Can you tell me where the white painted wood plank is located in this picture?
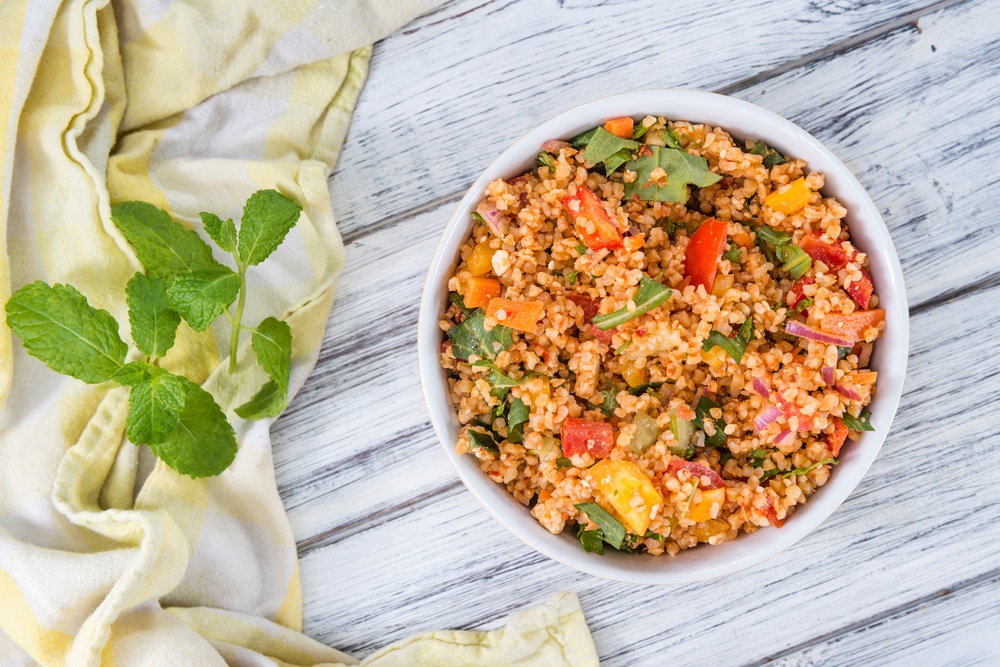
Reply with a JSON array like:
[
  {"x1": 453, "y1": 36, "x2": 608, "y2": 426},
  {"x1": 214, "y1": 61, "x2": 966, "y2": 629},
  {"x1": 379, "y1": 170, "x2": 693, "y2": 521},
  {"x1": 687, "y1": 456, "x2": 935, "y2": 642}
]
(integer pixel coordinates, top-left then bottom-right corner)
[
  {"x1": 332, "y1": 0, "x2": 943, "y2": 237},
  {"x1": 293, "y1": 280, "x2": 1000, "y2": 665},
  {"x1": 768, "y1": 574, "x2": 1000, "y2": 667}
]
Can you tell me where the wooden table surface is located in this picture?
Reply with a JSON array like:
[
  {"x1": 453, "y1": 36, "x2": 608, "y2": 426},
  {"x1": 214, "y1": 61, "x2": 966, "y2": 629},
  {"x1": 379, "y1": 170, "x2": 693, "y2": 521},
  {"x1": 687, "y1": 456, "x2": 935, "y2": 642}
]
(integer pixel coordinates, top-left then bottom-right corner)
[{"x1": 271, "y1": 0, "x2": 1000, "y2": 664}]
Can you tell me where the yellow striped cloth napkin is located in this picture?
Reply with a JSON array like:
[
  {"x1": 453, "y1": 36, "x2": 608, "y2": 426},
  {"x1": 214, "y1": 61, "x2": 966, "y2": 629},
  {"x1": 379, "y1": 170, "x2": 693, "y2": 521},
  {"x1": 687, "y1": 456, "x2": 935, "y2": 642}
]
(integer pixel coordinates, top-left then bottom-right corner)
[{"x1": 0, "y1": 1, "x2": 598, "y2": 666}]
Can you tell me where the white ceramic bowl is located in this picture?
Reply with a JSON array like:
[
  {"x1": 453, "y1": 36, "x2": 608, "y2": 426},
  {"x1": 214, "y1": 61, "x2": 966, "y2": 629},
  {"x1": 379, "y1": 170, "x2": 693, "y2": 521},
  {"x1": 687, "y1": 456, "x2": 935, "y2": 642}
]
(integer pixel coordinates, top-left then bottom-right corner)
[{"x1": 417, "y1": 90, "x2": 908, "y2": 584}]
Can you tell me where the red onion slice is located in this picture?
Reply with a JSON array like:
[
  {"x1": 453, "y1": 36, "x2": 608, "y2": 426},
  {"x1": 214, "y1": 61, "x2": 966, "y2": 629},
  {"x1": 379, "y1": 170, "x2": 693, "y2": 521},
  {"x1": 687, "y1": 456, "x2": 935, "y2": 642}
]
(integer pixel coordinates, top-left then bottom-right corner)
[
  {"x1": 785, "y1": 320, "x2": 854, "y2": 347},
  {"x1": 821, "y1": 366, "x2": 836, "y2": 385},
  {"x1": 773, "y1": 428, "x2": 794, "y2": 447},
  {"x1": 752, "y1": 377, "x2": 770, "y2": 397},
  {"x1": 541, "y1": 139, "x2": 570, "y2": 153},
  {"x1": 476, "y1": 200, "x2": 506, "y2": 236},
  {"x1": 835, "y1": 383, "x2": 862, "y2": 401},
  {"x1": 754, "y1": 405, "x2": 781, "y2": 432}
]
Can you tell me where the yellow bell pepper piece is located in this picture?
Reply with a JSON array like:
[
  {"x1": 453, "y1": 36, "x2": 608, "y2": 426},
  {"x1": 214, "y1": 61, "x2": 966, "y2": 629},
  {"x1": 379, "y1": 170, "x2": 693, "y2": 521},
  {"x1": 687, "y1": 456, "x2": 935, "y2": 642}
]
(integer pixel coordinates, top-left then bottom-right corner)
[
  {"x1": 687, "y1": 487, "x2": 725, "y2": 522},
  {"x1": 466, "y1": 241, "x2": 495, "y2": 276},
  {"x1": 589, "y1": 460, "x2": 664, "y2": 535},
  {"x1": 710, "y1": 273, "x2": 733, "y2": 298},
  {"x1": 621, "y1": 357, "x2": 648, "y2": 388},
  {"x1": 764, "y1": 177, "x2": 811, "y2": 214},
  {"x1": 694, "y1": 518, "x2": 730, "y2": 542}
]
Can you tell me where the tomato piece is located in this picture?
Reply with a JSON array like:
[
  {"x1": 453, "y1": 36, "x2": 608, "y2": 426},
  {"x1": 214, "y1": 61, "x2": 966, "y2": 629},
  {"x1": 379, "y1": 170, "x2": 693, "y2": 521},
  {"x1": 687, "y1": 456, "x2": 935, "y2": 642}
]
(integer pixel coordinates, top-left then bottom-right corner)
[
  {"x1": 590, "y1": 324, "x2": 613, "y2": 345},
  {"x1": 846, "y1": 267, "x2": 874, "y2": 308},
  {"x1": 827, "y1": 417, "x2": 849, "y2": 457},
  {"x1": 774, "y1": 394, "x2": 814, "y2": 432},
  {"x1": 786, "y1": 276, "x2": 815, "y2": 310},
  {"x1": 566, "y1": 294, "x2": 600, "y2": 322},
  {"x1": 799, "y1": 232, "x2": 851, "y2": 271},
  {"x1": 561, "y1": 186, "x2": 624, "y2": 251},
  {"x1": 760, "y1": 496, "x2": 785, "y2": 528},
  {"x1": 667, "y1": 459, "x2": 726, "y2": 489},
  {"x1": 820, "y1": 309, "x2": 885, "y2": 342},
  {"x1": 561, "y1": 417, "x2": 614, "y2": 458},
  {"x1": 684, "y1": 218, "x2": 729, "y2": 290},
  {"x1": 603, "y1": 117, "x2": 635, "y2": 139},
  {"x1": 464, "y1": 277, "x2": 501, "y2": 309},
  {"x1": 589, "y1": 459, "x2": 663, "y2": 535},
  {"x1": 485, "y1": 298, "x2": 545, "y2": 333}
]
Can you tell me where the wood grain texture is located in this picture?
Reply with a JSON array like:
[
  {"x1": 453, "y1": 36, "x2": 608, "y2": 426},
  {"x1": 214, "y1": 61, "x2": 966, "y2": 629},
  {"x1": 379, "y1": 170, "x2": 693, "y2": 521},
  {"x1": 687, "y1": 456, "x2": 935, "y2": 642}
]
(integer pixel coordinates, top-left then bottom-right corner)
[{"x1": 266, "y1": 0, "x2": 1000, "y2": 663}]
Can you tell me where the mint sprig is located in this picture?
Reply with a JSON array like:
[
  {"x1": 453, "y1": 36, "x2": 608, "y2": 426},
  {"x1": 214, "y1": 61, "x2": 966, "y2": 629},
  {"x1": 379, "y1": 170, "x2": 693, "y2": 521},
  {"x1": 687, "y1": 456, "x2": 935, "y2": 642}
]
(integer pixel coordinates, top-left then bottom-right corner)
[{"x1": 4, "y1": 189, "x2": 302, "y2": 478}]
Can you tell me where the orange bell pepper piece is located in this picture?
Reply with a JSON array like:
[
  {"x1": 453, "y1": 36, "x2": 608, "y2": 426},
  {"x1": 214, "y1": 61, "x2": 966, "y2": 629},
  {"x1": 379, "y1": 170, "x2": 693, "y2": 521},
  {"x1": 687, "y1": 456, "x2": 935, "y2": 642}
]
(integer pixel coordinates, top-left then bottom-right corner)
[
  {"x1": 464, "y1": 277, "x2": 501, "y2": 309},
  {"x1": 486, "y1": 297, "x2": 545, "y2": 333},
  {"x1": 561, "y1": 186, "x2": 624, "y2": 251},
  {"x1": 603, "y1": 117, "x2": 634, "y2": 139},
  {"x1": 820, "y1": 309, "x2": 885, "y2": 342}
]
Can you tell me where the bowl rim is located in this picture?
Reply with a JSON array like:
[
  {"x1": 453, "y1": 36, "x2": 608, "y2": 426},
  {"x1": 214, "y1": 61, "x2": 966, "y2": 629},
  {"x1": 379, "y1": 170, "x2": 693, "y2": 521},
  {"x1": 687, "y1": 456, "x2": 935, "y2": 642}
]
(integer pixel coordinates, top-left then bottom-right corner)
[{"x1": 417, "y1": 88, "x2": 909, "y2": 584}]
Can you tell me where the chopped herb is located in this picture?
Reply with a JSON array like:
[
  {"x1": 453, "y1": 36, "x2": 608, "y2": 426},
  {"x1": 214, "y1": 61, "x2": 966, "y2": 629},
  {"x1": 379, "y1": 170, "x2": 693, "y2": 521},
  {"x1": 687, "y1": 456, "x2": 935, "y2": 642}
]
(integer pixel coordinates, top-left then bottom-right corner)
[
  {"x1": 449, "y1": 292, "x2": 474, "y2": 316},
  {"x1": 592, "y1": 276, "x2": 672, "y2": 330},
  {"x1": 623, "y1": 146, "x2": 721, "y2": 203},
  {"x1": 719, "y1": 450, "x2": 733, "y2": 466},
  {"x1": 662, "y1": 128, "x2": 682, "y2": 150},
  {"x1": 783, "y1": 457, "x2": 838, "y2": 478},
  {"x1": 570, "y1": 126, "x2": 599, "y2": 148},
  {"x1": 628, "y1": 381, "x2": 664, "y2": 396},
  {"x1": 447, "y1": 309, "x2": 513, "y2": 361},
  {"x1": 507, "y1": 397, "x2": 529, "y2": 444},
  {"x1": 575, "y1": 502, "x2": 626, "y2": 550},
  {"x1": 471, "y1": 211, "x2": 487, "y2": 225},
  {"x1": 776, "y1": 243, "x2": 812, "y2": 279},
  {"x1": 575, "y1": 242, "x2": 588, "y2": 255},
  {"x1": 756, "y1": 225, "x2": 792, "y2": 246},
  {"x1": 670, "y1": 445, "x2": 696, "y2": 460},
  {"x1": 631, "y1": 122, "x2": 651, "y2": 140},
  {"x1": 759, "y1": 468, "x2": 781, "y2": 483},
  {"x1": 795, "y1": 296, "x2": 814, "y2": 314},
  {"x1": 837, "y1": 346, "x2": 853, "y2": 362},
  {"x1": 749, "y1": 140, "x2": 787, "y2": 169},
  {"x1": 598, "y1": 389, "x2": 619, "y2": 417},
  {"x1": 577, "y1": 526, "x2": 605, "y2": 554},
  {"x1": 467, "y1": 429, "x2": 499, "y2": 455},
  {"x1": 842, "y1": 408, "x2": 875, "y2": 432},
  {"x1": 722, "y1": 241, "x2": 743, "y2": 263},
  {"x1": 702, "y1": 316, "x2": 755, "y2": 364},
  {"x1": 472, "y1": 359, "x2": 541, "y2": 401},
  {"x1": 657, "y1": 219, "x2": 685, "y2": 237},
  {"x1": 556, "y1": 457, "x2": 574, "y2": 469},
  {"x1": 695, "y1": 395, "x2": 727, "y2": 447},
  {"x1": 749, "y1": 449, "x2": 770, "y2": 468},
  {"x1": 582, "y1": 127, "x2": 639, "y2": 175},
  {"x1": 566, "y1": 271, "x2": 579, "y2": 285},
  {"x1": 615, "y1": 340, "x2": 631, "y2": 355},
  {"x1": 643, "y1": 529, "x2": 667, "y2": 545},
  {"x1": 551, "y1": 270, "x2": 563, "y2": 277},
  {"x1": 537, "y1": 151, "x2": 557, "y2": 171}
]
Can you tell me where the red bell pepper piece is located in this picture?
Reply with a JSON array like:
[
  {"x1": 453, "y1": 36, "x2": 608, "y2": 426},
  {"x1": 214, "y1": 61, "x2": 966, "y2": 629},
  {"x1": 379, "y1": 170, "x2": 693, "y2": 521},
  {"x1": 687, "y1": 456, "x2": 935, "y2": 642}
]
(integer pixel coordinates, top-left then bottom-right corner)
[
  {"x1": 786, "y1": 276, "x2": 815, "y2": 310},
  {"x1": 827, "y1": 417, "x2": 849, "y2": 457},
  {"x1": 561, "y1": 186, "x2": 624, "y2": 251},
  {"x1": 684, "y1": 218, "x2": 729, "y2": 290},
  {"x1": 846, "y1": 267, "x2": 873, "y2": 309},
  {"x1": 566, "y1": 294, "x2": 600, "y2": 322},
  {"x1": 799, "y1": 231, "x2": 851, "y2": 270},
  {"x1": 561, "y1": 418, "x2": 614, "y2": 458}
]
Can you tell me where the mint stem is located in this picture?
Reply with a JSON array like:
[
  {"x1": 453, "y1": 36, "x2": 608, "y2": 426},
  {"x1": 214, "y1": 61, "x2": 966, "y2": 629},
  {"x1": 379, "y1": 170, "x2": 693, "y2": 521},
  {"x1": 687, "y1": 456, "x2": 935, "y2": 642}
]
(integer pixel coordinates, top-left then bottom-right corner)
[{"x1": 228, "y1": 267, "x2": 248, "y2": 373}]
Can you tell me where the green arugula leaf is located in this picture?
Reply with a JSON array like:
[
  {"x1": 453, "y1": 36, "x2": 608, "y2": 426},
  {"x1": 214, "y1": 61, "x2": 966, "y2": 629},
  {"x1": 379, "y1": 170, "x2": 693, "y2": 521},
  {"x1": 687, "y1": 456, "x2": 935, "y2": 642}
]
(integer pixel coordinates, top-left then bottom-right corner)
[
  {"x1": 842, "y1": 409, "x2": 875, "y2": 432},
  {"x1": 575, "y1": 502, "x2": 626, "y2": 550},
  {"x1": 126, "y1": 366, "x2": 187, "y2": 445},
  {"x1": 750, "y1": 449, "x2": 770, "y2": 468},
  {"x1": 695, "y1": 395, "x2": 727, "y2": 447},
  {"x1": 110, "y1": 201, "x2": 222, "y2": 279},
  {"x1": 776, "y1": 243, "x2": 812, "y2": 279},
  {"x1": 507, "y1": 397, "x2": 529, "y2": 444},
  {"x1": 125, "y1": 273, "x2": 180, "y2": 358},
  {"x1": 200, "y1": 212, "x2": 237, "y2": 253},
  {"x1": 449, "y1": 292, "x2": 475, "y2": 317},
  {"x1": 783, "y1": 457, "x2": 838, "y2": 478},
  {"x1": 237, "y1": 189, "x2": 302, "y2": 266},
  {"x1": 623, "y1": 146, "x2": 721, "y2": 203},
  {"x1": 592, "y1": 276, "x2": 672, "y2": 330},
  {"x1": 643, "y1": 529, "x2": 667, "y2": 545},
  {"x1": 447, "y1": 309, "x2": 513, "y2": 361},
  {"x1": 570, "y1": 126, "x2": 599, "y2": 148},
  {"x1": 702, "y1": 316, "x2": 755, "y2": 364},
  {"x1": 472, "y1": 360, "x2": 541, "y2": 401},
  {"x1": 632, "y1": 120, "x2": 652, "y2": 140},
  {"x1": 235, "y1": 317, "x2": 292, "y2": 419},
  {"x1": 577, "y1": 526, "x2": 605, "y2": 555},
  {"x1": 467, "y1": 429, "x2": 499, "y2": 455},
  {"x1": 5, "y1": 282, "x2": 126, "y2": 384},
  {"x1": 627, "y1": 381, "x2": 664, "y2": 396},
  {"x1": 582, "y1": 127, "x2": 639, "y2": 175},
  {"x1": 749, "y1": 139, "x2": 787, "y2": 169},
  {"x1": 166, "y1": 267, "x2": 241, "y2": 332},
  {"x1": 148, "y1": 376, "x2": 237, "y2": 478},
  {"x1": 662, "y1": 128, "x2": 683, "y2": 150},
  {"x1": 556, "y1": 457, "x2": 574, "y2": 469},
  {"x1": 537, "y1": 151, "x2": 557, "y2": 171},
  {"x1": 722, "y1": 241, "x2": 742, "y2": 263},
  {"x1": 755, "y1": 225, "x2": 791, "y2": 246}
]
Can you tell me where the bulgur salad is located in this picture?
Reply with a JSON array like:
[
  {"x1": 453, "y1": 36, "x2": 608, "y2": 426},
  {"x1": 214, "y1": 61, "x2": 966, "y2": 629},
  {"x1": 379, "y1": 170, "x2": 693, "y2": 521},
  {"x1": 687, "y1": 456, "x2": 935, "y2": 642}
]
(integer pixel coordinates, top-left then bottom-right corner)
[{"x1": 438, "y1": 115, "x2": 885, "y2": 556}]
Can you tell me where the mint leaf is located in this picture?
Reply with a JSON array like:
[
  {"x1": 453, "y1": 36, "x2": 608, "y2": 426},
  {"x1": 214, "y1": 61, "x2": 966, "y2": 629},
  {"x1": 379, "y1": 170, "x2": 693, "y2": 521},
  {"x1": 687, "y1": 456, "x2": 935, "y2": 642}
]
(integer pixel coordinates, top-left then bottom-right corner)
[
  {"x1": 582, "y1": 127, "x2": 639, "y2": 175},
  {"x1": 126, "y1": 366, "x2": 187, "y2": 445},
  {"x1": 149, "y1": 376, "x2": 237, "y2": 478},
  {"x1": 575, "y1": 502, "x2": 626, "y2": 550},
  {"x1": 200, "y1": 212, "x2": 237, "y2": 253},
  {"x1": 235, "y1": 317, "x2": 291, "y2": 419},
  {"x1": 166, "y1": 268, "x2": 241, "y2": 332},
  {"x1": 110, "y1": 201, "x2": 222, "y2": 279},
  {"x1": 447, "y1": 309, "x2": 513, "y2": 361},
  {"x1": 507, "y1": 396, "x2": 529, "y2": 444},
  {"x1": 112, "y1": 361, "x2": 153, "y2": 387},
  {"x1": 5, "y1": 282, "x2": 126, "y2": 383},
  {"x1": 702, "y1": 316, "x2": 755, "y2": 364},
  {"x1": 592, "y1": 276, "x2": 671, "y2": 330},
  {"x1": 125, "y1": 273, "x2": 179, "y2": 358},
  {"x1": 237, "y1": 189, "x2": 302, "y2": 266},
  {"x1": 467, "y1": 428, "x2": 499, "y2": 455},
  {"x1": 623, "y1": 146, "x2": 721, "y2": 203}
]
